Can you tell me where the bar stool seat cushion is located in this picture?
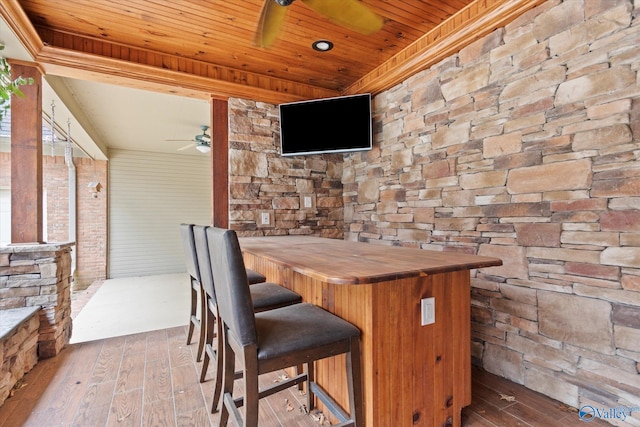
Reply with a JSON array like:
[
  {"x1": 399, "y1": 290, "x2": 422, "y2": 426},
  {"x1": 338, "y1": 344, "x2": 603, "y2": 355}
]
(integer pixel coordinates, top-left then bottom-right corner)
[
  {"x1": 247, "y1": 269, "x2": 266, "y2": 284},
  {"x1": 249, "y1": 283, "x2": 303, "y2": 312},
  {"x1": 255, "y1": 302, "x2": 360, "y2": 361}
]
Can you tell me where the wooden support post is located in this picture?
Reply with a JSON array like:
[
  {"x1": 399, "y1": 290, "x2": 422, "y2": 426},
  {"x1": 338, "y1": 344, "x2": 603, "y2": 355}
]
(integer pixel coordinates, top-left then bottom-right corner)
[
  {"x1": 10, "y1": 61, "x2": 43, "y2": 244},
  {"x1": 211, "y1": 98, "x2": 228, "y2": 228}
]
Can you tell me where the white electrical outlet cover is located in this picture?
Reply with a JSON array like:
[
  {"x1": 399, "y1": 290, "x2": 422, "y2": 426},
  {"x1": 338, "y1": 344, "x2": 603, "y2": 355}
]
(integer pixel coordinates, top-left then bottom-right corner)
[{"x1": 421, "y1": 297, "x2": 435, "y2": 326}]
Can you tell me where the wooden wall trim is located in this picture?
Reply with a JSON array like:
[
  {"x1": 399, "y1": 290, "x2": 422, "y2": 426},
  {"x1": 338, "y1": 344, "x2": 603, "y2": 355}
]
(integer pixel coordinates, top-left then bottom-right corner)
[
  {"x1": 35, "y1": 42, "x2": 340, "y2": 104},
  {"x1": 0, "y1": 0, "x2": 44, "y2": 59},
  {"x1": 346, "y1": 0, "x2": 548, "y2": 95}
]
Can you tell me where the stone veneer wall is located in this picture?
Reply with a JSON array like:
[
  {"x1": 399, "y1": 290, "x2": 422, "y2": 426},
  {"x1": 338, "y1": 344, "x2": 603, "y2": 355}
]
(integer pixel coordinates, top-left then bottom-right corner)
[
  {"x1": 228, "y1": 98, "x2": 344, "y2": 238},
  {"x1": 0, "y1": 243, "x2": 73, "y2": 358},
  {"x1": 343, "y1": 0, "x2": 640, "y2": 420}
]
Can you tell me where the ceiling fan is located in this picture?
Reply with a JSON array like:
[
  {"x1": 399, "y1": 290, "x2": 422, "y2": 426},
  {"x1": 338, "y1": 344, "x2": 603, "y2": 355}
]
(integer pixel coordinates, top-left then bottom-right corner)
[
  {"x1": 255, "y1": 0, "x2": 384, "y2": 48},
  {"x1": 166, "y1": 125, "x2": 211, "y2": 153}
]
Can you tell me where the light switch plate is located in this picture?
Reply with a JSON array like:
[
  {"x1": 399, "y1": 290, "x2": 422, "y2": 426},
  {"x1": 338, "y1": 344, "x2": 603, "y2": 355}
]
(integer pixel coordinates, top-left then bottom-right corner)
[
  {"x1": 421, "y1": 297, "x2": 435, "y2": 326},
  {"x1": 256, "y1": 210, "x2": 274, "y2": 228},
  {"x1": 261, "y1": 212, "x2": 270, "y2": 225},
  {"x1": 299, "y1": 193, "x2": 316, "y2": 211}
]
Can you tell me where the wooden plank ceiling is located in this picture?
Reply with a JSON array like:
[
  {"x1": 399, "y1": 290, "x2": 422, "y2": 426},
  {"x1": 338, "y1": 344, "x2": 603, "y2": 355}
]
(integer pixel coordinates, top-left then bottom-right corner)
[{"x1": 1, "y1": 0, "x2": 545, "y2": 104}]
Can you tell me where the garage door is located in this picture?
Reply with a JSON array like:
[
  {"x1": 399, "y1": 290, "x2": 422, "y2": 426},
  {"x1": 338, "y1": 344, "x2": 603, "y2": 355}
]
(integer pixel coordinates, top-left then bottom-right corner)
[{"x1": 108, "y1": 149, "x2": 211, "y2": 278}]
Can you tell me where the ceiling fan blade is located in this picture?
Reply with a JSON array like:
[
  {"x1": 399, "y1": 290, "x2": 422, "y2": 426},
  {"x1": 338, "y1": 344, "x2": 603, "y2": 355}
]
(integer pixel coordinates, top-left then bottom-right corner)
[
  {"x1": 177, "y1": 143, "x2": 195, "y2": 151},
  {"x1": 255, "y1": 0, "x2": 288, "y2": 48},
  {"x1": 302, "y1": 0, "x2": 383, "y2": 35}
]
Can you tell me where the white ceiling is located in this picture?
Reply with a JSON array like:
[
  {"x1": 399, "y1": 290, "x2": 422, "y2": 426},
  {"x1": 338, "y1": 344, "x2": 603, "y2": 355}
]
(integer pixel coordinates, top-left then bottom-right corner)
[
  {"x1": 54, "y1": 77, "x2": 211, "y2": 157},
  {"x1": 1, "y1": 16, "x2": 211, "y2": 160}
]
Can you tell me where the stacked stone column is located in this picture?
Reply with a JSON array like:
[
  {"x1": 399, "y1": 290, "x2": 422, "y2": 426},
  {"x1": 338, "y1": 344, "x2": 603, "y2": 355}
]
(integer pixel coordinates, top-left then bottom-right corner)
[{"x1": 0, "y1": 242, "x2": 73, "y2": 358}]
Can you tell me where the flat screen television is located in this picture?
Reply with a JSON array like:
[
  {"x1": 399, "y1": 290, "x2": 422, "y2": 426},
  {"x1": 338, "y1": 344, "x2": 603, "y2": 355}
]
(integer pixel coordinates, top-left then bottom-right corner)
[{"x1": 279, "y1": 93, "x2": 372, "y2": 156}]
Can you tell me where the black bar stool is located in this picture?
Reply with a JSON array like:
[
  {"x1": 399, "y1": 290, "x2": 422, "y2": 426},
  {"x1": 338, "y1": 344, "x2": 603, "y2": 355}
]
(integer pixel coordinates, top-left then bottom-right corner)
[
  {"x1": 206, "y1": 227, "x2": 363, "y2": 427},
  {"x1": 192, "y1": 225, "x2": 302, "y2": 412},
  {"x1": 179, "y1": 223, "x2": 207, "y2": 361},
  {"x1": 180, "y1": 223, "x2": 268, "y2": 361}
]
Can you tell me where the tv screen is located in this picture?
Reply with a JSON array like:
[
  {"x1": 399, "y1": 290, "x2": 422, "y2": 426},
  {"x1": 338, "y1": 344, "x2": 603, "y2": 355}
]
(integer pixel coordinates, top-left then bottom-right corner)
[{"x1": 279, "y1": 93, "x2": 372, "y2": 156}]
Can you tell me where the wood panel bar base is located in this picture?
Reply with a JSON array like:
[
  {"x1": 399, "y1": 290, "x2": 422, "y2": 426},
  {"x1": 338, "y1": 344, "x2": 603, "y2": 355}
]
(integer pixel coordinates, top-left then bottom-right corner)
[{"x1": 239, "y1": 236, "x2": 502, "y2": 427}]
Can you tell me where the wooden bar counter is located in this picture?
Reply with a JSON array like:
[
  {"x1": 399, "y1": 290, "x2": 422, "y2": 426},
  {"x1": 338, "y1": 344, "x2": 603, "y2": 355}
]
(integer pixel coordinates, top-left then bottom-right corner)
[{"x1": 239, "y1": 236, "x2": 502, "y2": 427}]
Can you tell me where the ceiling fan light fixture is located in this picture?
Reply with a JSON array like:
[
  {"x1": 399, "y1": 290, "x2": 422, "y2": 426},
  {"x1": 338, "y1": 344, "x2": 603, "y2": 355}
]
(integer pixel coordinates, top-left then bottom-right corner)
[
  {"x1": 312, "y1": 40, "x2": 333, "y2": 52},
  {"x1": 195, "y1": 142, "x2": 211, "y2": 153},
  {"x1": 195, "y1": 124, "x2": 211, "y2": 148}
]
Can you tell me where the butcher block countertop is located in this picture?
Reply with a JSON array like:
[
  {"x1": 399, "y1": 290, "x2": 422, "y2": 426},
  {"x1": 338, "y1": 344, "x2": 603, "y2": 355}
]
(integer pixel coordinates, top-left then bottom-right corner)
[{"x1": 239, "y1": 235, "x2": 502, "y2": 285}]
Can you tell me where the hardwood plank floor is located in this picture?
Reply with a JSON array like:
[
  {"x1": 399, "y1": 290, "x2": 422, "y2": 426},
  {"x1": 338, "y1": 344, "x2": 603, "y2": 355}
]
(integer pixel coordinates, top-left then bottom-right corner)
[
  {"x1": 0, "y1": 324, "x2": 611, "y2": 427},
  {"x1": 0, "y1": 279, "x2": 611, "y2": 426}
]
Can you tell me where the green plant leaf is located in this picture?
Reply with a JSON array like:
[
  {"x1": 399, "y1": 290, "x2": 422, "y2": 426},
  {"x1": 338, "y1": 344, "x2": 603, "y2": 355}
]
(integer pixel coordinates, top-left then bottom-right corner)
[{"x1": 0, "y1": 52, "x2": 34, "y2": 123}]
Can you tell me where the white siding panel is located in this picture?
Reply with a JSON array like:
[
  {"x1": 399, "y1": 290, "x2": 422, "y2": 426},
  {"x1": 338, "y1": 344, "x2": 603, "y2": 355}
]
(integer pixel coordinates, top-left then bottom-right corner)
[{"x1": 109, "y1": 149, "x2": 211, "y2": 278}]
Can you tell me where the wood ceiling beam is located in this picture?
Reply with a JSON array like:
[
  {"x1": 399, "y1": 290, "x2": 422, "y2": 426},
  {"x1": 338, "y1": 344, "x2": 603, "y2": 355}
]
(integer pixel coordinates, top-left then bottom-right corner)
[
  {"x1": 2, "y1": 0, "x2": 547, "y2": 104},
  {"x1": 35, "y1": 44, "x2": 336, "y2": 105},
  {"x1": 1, "y1": 0, "x2": 338, "y2": 104},
  {"x1": 0, "y1": 0, "x2": 43, "y2": 59}
]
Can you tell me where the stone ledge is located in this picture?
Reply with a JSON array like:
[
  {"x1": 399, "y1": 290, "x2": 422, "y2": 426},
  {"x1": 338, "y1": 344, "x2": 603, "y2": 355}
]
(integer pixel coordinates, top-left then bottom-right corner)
[
  {"x1": 0, "y1": 242, "x2": 75, "y2": 254},
  {"x1": 0, "y1": 306, "x2": 41, "y2": 340},
  {"x1": 0, "y1": 306, "x2": 41, "y2": 406}
]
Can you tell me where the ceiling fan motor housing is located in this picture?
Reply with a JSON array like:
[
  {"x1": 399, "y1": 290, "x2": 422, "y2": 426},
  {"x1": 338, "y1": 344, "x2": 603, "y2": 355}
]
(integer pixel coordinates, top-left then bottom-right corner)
[{"x1": 275, "y1": 0, "x2": 295, "y2": 6}]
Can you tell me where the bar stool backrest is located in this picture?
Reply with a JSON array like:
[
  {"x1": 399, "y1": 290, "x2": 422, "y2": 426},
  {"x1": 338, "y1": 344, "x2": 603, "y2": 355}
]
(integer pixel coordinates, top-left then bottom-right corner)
[
  {"x1": 193, "y1": 225, "x2": 216, "y2": 301},
  {"x1": 179, "y1": 224, "x2": 200, "y2": 283},
  {"x1": 206, "y1": 227, "x2": 258, "y2": 347}
]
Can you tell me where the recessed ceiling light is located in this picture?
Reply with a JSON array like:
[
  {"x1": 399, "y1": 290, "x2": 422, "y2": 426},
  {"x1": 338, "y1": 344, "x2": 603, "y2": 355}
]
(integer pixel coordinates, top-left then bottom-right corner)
[{"x1": 312, "y1": 40, "x2": 333, "y2": 52}]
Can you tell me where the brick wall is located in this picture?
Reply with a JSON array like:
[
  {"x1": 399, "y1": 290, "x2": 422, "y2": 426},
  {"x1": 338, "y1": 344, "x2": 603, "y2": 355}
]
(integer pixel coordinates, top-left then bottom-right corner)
[
  {"x1": 44, "y1": 156, "x2": 70, "y2": 241},
  {"x1": 74, "y1": 157, "x2": 107, "y2": 288},
  {"x1": 43, "y1": 156, "x2": 107, "y2": 289},
  {"x1": 228, "y1": 98, "x2": 344, "y2": 238},
  {"x1": 1, "y1": 154, "x2": 107, "y2": 290},
  {"x1": 343, "y1": 0, "x2": 640, "y2": 418}
]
